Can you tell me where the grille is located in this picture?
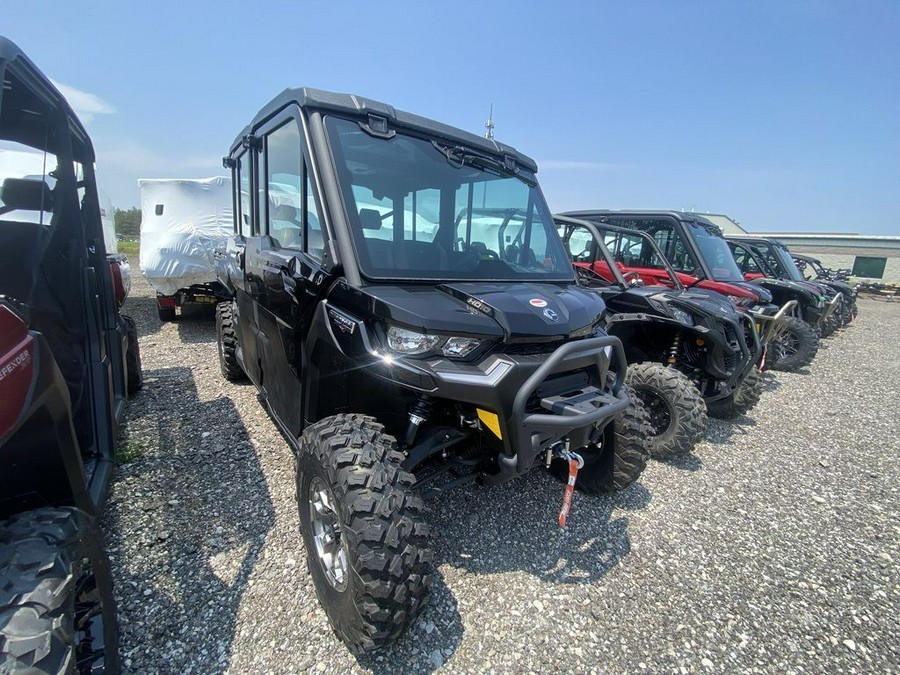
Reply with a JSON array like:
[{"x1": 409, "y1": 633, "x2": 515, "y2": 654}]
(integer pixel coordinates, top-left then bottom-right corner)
[
  {"x1": 722, "y1": 324, "x2": 740, "y2": 373},
  {"x1": 501, "y1": 340, "x2": 567, "y2": 357}
]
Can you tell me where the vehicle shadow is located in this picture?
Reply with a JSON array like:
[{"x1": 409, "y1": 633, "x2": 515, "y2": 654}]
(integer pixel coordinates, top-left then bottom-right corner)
[
  {"x1": 355, "y1": 472, "x2": 651, "y2": 674},
  {"x1": 433, "y1": 471, "x2": 649, "y2": 582},
  {"x1": 660, "y1": 451, "x2": 703, "y2": 472},
  {"x1": 175, "y1": 306, "x2": 217, "y2": 344},
  {"x1": 102, "y1": 366, "x2": 274, "y2": 674},
  {"x1": 760, "y1": 371, "x2": 782, "y2": 393},
  {"x1": 122, "y1": 292, "x2": 163, "y2": 338},
  {"x1": 704, "y1": 416, "x2": 758, "y2": 446}
]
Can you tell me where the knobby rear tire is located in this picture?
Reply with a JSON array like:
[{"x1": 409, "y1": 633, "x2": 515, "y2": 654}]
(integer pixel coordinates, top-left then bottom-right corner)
[
  {"x1": 216, "y1": 301, "x2": 245, "y2": 382},
  {"x1": 624, "y1": 362, "x2": 707, "y2": 459},
  {"x1": 707, "y1": 366, "x2": 763, "y2": 419},
  {"x1": 0, "y1": 507, "x2": 119, "y2": 674}
]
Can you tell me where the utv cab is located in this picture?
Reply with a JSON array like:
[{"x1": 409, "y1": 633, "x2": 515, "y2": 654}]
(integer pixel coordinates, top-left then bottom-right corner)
[
  {"x1": 0, "y1": 35, "x2": 139, "y2": 673},
  {"x1": 562, "y1": 210, "x2": 813, "y2": 371},
  {"x1": 726, "y1": 236, "x2": 847, "y2": 335},
  {"x1": 216, "y1": 88, "x2": 651, "y2": 652}
]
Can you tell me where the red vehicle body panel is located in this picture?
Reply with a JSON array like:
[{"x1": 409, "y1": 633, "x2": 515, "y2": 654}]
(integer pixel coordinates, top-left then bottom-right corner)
[{"x1": 0, "y1": 305, "x2": 36, "y2": 439}]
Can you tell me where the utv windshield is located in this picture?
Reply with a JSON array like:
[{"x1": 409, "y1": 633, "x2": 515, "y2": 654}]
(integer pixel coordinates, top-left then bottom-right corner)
[
  {"x1": 685, "y1": 221, "x2": 744, "y2": 282},
  {"x1": 750, "y1": 241, "x2": 803, "y2": 281},
  {"x1": 325, "y1": 116, "x2": 572, "y2": 281},
  {"x1": 771, "y1": 244, "x2": 804, "y2": 281}
]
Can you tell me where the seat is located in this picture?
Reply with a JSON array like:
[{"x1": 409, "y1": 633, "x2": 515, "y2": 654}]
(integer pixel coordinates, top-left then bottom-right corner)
[
  {"x1": 394, "y1": 240, "x2": 447, "y2": 272},
  {"x1": 272, "y1": 204, "x2": 302, "y2": 248}
]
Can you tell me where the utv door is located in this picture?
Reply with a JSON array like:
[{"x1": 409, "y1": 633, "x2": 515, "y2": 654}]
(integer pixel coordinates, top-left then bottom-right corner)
[
  {"x1": 228, "y1": 148, "x2": 262, "y2": 384},
  {"x1": 242, "y1": 112, "x2": 328, "y2": 438}
]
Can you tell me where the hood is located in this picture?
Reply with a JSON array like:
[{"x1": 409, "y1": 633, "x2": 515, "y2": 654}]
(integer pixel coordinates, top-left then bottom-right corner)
[
  {"x1": 821, "y1": 279, "x2": 854, "y2": 296},
  {"x1": 359, "y1": 282, "x2": 605, "y2": 340},
  {"x1": 730, "y1": 281, "x2": 773, "y2": 304},
  {"x1": 672, "y1": 287, "x2": 744, "y2": 320},
  {"x1": 749, "y1": 278, "x2": 820, "y2": 303},
  {"x1": 605, "y1": 285, "x2": 742, "y2": 323}
]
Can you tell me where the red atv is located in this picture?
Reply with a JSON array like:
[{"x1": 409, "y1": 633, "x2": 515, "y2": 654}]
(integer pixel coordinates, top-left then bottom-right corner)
[{"x1": 0, "y1": 36, "x2": 141, "y2": 673}]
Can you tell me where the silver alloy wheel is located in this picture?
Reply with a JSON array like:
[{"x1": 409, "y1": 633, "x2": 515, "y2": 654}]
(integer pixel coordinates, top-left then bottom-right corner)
[{"x1": 308, "y1": 476, "x2": 349, "y2": 591}]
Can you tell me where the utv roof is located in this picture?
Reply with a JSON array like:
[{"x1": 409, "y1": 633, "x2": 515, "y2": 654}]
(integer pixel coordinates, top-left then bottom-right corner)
[
  {"x1": 229, "y1": 87, "x2": 538, "y2": 172},
  {"x1": 725, "y1": 234, "x2": 790, "y2": 249},
  {"x1": 562, "y1": 210, "x2": 722, "y2": 233},
  {"x1": 0, "y1": 35, "x2": 94, "y2": 161},
  {"x1": 564, "y1": 209, "x2": 717, "y2": 224}
]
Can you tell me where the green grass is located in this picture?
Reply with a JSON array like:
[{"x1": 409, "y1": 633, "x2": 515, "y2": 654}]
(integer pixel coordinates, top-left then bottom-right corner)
[
  {"x1": 117, "y1": 440, "x2": 144, "y2": 464},
  {"x1": 117, "y1": 241, "x2": 140, "y2": 258}
]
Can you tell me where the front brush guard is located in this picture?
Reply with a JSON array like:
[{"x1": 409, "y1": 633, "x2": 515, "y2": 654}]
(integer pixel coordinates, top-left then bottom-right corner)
[
  {"x1": 751, "y1": 300, "x2": 797, "y2": 346},
  {"x1": 487, "y1": 336, "x2": 630, "y2": 484}
]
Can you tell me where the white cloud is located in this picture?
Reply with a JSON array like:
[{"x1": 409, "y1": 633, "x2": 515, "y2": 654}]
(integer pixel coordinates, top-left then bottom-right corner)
[
  {"x1": 49, "y1": 79, "x2": 116, "y2": 123},
  {"x1": 537, "y1": 160, "x2": 626, "y2": 171}
]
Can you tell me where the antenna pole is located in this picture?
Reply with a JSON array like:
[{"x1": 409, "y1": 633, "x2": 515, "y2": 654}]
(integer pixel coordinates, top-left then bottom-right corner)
[{"x1": 484, "y1": 104, "x2": 495, "y2": 140}]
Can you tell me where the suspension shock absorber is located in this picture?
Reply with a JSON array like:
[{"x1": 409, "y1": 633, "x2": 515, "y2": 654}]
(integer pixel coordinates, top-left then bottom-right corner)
[
  {"x1": 667, "y1": 333, "x2": 681, "y2": 365},
  {"x1": 404, "y1": 395, "x2": 434, "y2": 446}
]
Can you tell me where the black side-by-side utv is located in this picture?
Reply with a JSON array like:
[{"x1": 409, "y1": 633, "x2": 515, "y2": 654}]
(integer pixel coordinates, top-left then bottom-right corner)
[{"x1": 215, "y1": 87, "x2": 652, "y2": 652}]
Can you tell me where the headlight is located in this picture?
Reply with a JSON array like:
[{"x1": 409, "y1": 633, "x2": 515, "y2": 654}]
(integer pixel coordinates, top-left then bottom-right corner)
[
  {"x1": 726, "y1": 294, "x2": 754, "y2": 308},
  {"x1": 386, "y1": 326, "x2": 483, "y2": 358},
  {"x1": 387, "y1": 327, "x2": 442, "y2": 355},
  {"x1": 442, "y1": 336, "x2": 482, "y2": 358},
  {"x1": 670, "y1": 308, "x2": 694, "y2": 326}
]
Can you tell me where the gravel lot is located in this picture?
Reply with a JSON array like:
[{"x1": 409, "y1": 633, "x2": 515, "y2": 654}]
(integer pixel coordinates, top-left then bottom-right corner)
[{"x1": 105, "y1": 276, "x2": 900, "y2": 674}]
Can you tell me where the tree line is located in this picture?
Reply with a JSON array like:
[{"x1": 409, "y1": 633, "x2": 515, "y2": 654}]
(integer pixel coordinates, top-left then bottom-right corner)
[{"x1": 114, "y1": 207, "x2": 141, "y2": 237}]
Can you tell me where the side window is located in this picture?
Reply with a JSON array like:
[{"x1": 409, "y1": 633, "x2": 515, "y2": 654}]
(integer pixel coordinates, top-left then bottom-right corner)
[
  {"x1": 0, "y1": 144, "x2": 57, "y2": 225},
  {"x1": 669, "y1": 233, "x2": 693, "y2": 271},
  {"x1": 733, "y1": 247, "x2": 754, "y2": 273},
  {"x1": 236, "y1": 152, "x2": 251, "y2": 236},
  {"x1": 304, "y1": 170, "x2": 324, "y2": 262},
  {"x1": 265, "y1": 121, "x2": 303, "y2": 249}
]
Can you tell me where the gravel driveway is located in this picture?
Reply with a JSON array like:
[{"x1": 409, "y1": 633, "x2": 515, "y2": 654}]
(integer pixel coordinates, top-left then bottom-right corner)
[{"x1": 105, "y1": 277, "x2": 900, "y2": 674}]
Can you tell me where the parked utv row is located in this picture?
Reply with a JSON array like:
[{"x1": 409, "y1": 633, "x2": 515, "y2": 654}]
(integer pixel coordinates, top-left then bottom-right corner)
[{"x1": 0, "y1": 34, "x2": 861, "y2": 671}]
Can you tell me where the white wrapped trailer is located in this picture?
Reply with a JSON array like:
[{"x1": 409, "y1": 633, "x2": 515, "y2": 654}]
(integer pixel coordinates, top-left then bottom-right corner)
[{"x1": 138, "y1": 176, "x2": 232, "y2": 320}]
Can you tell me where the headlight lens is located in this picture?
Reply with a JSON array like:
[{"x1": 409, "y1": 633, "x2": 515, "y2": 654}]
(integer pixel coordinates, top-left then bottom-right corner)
[
  {"x1": 726, "y1": 294, "x2": 754, "y2": 307},
  {"x1": 671, "y1": 308, "x2": 694, "y2": 325},
  {"x1": 386, "y1": 326, "x2": 483, "y2": 358},
  {"x1": 442, "y1": 336, "x2": 482, "y2": 358},
  {"x1": 387, "y1": 327, "x2": 442, "y2": 355}
]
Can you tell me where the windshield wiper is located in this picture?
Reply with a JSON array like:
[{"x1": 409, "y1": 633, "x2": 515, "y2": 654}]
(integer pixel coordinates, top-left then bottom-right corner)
[{"x1": 431, "y1": 141, "x2": 535, "y2": 185}]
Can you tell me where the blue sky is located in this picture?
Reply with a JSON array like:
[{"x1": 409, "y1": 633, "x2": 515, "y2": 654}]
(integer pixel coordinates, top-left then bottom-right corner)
[{"x1": 5, "y1": 1, "x2": 898, "y2": 233}]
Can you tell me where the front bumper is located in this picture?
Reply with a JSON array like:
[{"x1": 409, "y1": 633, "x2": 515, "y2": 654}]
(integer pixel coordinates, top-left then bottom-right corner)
[
  {"x1": 373, "y1": 336, "x2": 631, "y2": 484},
  {"x1": 750, "y1": 300, "x2": 797, "y2": 346},
  {"x1": 703, "y1": 312, "x2": 760, "y2": 402}
]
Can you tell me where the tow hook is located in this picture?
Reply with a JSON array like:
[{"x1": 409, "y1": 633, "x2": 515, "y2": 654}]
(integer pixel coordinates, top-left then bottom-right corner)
[{"x1": 556, "y1": 449, "x2": 584, "y2": 529}]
